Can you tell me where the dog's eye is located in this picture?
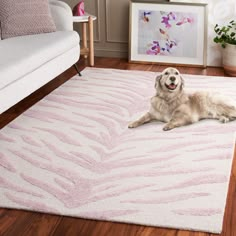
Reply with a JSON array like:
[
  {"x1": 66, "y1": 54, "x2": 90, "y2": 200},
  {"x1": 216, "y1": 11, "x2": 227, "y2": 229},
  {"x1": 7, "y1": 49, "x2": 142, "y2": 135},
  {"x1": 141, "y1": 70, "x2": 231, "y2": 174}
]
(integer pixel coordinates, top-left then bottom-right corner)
[
  {"x1": 165, "y1": 71, "x2": 169, "y2": 75},
  {"x1": 175, "y1": 72, "x2": 179, "y2": 75}
]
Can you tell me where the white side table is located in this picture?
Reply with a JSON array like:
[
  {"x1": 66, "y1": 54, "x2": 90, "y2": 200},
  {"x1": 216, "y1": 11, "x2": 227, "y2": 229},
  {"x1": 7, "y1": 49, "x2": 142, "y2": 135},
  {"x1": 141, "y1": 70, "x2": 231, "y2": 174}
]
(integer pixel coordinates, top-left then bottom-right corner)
[{"x1": 73, "y1": 13, "x2": 97, "y2": 67}]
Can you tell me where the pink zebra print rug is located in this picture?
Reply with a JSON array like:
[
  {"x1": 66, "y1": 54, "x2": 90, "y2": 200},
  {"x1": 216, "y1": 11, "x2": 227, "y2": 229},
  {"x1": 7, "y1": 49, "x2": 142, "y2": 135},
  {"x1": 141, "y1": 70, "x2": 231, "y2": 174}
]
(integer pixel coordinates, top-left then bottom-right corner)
[{"x1": 0, "y1": 68, "x2": 235, "y2": 234}]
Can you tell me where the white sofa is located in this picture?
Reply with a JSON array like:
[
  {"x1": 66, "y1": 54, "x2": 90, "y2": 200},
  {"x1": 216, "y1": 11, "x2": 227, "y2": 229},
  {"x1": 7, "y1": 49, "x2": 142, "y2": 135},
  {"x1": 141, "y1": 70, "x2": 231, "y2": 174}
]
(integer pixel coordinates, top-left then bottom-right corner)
[{"x1": 0, "y1": 0, "x2": 80, "y2": 114}]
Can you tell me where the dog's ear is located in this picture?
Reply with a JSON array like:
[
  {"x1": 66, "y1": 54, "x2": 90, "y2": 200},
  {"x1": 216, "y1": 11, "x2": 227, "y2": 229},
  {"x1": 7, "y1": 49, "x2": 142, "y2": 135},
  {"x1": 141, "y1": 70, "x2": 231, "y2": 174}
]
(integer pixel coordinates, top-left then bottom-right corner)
[
  {"x1": 155, "y1": 74, "x2": 162, "y2": 89},
  {"x1": 180, "y1": 75, "x2": 185, "y2": 90}
]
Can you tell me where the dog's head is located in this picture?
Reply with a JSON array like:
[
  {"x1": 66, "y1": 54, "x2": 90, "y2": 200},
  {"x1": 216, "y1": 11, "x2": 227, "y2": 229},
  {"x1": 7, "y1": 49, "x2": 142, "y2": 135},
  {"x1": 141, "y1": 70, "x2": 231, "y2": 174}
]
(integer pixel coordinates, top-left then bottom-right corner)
[{"x1": 155, "y1": 67, "x2": 184, "y2": 95}]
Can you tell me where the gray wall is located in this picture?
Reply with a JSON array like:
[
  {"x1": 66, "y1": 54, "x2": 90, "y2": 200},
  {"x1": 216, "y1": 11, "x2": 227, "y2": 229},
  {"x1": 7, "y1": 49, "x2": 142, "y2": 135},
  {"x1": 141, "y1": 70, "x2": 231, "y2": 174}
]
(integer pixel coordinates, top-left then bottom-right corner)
[
  {"x1": 63, "y1": 0, "x2": 236, "y2": 66},
  {"x1": 62, "y1": 0, "x2": 129, "y2": 58}
]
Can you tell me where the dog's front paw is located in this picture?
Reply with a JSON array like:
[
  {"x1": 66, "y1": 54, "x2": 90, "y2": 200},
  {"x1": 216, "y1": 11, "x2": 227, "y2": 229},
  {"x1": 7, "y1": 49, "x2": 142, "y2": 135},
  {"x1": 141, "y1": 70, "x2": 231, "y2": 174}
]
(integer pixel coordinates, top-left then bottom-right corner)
[
  {"x1": 163, "y1": 124, "x2": 174, "y2": 131},
  {"x1": 128, "y1": 122, "x2": 138, "y2": 128}
]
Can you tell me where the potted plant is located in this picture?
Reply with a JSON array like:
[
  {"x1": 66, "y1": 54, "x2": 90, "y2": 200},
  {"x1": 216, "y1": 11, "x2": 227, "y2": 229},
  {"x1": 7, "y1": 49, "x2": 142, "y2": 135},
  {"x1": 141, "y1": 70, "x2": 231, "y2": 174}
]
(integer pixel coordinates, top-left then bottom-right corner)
[{"x1": 214, "y1": 20, "x2": 236, "y2": 76}]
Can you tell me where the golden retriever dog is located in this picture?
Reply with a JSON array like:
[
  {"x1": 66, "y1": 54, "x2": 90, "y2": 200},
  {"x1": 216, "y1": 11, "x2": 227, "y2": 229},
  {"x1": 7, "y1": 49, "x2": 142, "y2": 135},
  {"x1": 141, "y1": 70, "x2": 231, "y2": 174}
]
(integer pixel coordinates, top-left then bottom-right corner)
[{"x1": 128, "y1": 67, "x2": 236, "y2": 131}]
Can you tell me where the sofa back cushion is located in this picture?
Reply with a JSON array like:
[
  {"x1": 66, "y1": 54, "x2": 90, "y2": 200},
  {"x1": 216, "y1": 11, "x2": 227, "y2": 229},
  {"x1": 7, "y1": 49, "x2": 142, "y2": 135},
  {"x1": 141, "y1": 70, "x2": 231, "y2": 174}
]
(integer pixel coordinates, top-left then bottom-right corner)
[{"x1": 0, "y1": 0, "x2": 56, "y2": 39}]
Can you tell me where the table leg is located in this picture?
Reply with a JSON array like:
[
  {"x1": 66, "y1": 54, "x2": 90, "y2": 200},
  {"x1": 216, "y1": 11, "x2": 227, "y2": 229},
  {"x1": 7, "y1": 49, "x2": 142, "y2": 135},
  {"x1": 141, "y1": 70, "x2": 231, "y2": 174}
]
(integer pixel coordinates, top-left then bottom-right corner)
[
  {"x1": 88, "y1": 16, "x2": 94, "y2": 66},
  {"x1": 82, "y1": 22, "x2": 88, "y2": 59}
]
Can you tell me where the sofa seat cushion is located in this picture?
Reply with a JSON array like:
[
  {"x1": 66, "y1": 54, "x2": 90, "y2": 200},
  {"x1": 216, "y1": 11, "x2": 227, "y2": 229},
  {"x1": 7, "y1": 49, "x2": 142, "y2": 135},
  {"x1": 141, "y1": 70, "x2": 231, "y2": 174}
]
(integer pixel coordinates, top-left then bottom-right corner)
[{"x1": 0, "y1": 31, "x2": 80, "y2": 90}]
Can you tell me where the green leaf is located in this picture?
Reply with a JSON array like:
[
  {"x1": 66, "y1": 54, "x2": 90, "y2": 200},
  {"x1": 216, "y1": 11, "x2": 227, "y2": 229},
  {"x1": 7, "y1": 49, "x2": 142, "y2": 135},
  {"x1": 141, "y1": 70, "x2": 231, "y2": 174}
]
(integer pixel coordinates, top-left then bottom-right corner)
[{"x1": 213, "y1": 20, "x2": 236, "y2": 46}]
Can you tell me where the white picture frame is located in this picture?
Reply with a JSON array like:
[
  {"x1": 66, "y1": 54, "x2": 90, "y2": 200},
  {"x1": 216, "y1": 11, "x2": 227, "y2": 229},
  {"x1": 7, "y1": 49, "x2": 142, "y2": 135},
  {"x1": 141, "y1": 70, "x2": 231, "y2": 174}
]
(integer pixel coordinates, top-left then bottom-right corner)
[{"x1": 129, "y1": 1, "x2": 208, "y2": 67}]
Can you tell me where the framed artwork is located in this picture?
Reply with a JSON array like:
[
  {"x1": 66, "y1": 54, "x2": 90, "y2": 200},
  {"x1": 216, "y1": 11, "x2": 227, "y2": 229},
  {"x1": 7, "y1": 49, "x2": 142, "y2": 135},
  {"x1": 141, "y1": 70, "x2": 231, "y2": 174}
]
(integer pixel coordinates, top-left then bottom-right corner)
[{"x1": 129, "y1": 1, "x2": 208, "y2": 67}]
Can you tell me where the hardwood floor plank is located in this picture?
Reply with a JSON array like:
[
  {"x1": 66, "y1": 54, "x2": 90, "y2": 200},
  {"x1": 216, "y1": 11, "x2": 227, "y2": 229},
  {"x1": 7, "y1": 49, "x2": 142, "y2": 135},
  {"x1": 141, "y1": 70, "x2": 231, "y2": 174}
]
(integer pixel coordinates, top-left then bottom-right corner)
[
  {"x1": 20, "y1": 213, "x2": 62, "y2": 236},
  {"x1": 2, "y1": 210, "x2": 36, "y2": 236},
  {"x1": 54, "y1": 219, "x2": 178, "y2": 236},
  {"x1": 0, "y1": 209, "x2": 19, "y2": 235},
  {"x1": 0, "y1": 57, "x2": 234, "y2": 235},
  {"x1": 52, "y1": 217, "x2": 97, "y2": 236},
  {"x1": 205, "y1": 67, "x2": 225, "y2": 77}
]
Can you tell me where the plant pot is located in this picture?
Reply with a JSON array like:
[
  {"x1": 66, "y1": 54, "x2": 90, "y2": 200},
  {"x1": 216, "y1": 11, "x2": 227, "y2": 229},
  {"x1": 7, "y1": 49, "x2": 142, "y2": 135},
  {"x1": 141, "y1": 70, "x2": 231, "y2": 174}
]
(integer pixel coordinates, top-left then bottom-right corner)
[{"x1": 222, "y1": 43, "x2": 236, "y2": 76}]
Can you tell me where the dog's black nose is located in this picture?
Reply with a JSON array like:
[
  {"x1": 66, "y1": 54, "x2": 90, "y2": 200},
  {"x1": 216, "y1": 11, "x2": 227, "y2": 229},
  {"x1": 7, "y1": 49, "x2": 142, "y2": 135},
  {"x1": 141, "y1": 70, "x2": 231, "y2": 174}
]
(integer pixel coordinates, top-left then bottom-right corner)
[{"x1": 170, "y1": 76, "x2": 176, "y2": 82}]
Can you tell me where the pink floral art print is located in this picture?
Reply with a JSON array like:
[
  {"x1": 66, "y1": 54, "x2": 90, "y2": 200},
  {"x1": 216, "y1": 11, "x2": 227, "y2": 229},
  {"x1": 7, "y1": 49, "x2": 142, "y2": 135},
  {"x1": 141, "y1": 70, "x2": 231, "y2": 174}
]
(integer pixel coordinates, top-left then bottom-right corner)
[
  {"x1": 130, "y1": 2, "x2": 207, "y2": 66},
  {"x1": 139, "y1": 11, "x2": 196, "y2": 57}
]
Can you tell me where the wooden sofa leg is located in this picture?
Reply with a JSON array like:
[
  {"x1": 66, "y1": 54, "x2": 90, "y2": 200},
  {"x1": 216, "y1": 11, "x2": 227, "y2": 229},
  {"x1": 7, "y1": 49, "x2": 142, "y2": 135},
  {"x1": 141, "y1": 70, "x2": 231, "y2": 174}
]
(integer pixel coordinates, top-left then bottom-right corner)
[{"x1": 74, "y1": 64, "x2": 82, "y2": 76}]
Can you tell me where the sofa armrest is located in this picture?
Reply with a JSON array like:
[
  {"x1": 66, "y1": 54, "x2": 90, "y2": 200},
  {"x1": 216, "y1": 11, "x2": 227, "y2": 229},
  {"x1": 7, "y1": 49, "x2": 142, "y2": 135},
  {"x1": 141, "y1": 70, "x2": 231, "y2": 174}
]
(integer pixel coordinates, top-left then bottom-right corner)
[{"x1": 49, "y1": 0, "x2": 73, "y2": 31}]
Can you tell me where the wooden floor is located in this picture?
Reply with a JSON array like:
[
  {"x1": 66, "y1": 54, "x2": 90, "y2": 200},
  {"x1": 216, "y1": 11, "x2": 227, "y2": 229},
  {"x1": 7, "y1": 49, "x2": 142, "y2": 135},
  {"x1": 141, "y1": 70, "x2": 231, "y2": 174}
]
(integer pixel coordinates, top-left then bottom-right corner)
[{"x1": 0, "y1": 57, "x2": 235, "y2": 236}]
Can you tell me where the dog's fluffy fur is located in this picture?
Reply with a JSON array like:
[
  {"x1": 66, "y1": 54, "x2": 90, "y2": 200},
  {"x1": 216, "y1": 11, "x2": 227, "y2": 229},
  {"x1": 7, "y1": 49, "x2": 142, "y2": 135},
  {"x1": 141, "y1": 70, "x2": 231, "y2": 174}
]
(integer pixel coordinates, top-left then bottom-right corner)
[{"x1": 128, "y1": 67, "x2": 236, "y2": 131}]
